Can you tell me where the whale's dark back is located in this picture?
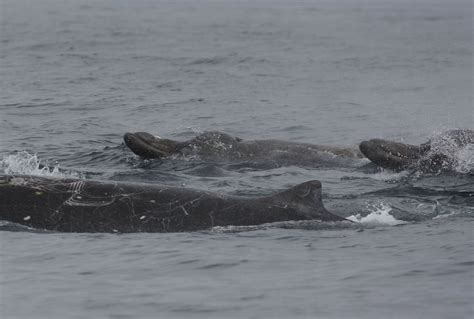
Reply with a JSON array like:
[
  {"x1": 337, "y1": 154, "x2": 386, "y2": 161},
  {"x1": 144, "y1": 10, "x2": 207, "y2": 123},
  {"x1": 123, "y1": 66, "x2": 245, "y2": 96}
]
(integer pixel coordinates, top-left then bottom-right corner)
[{"x1": 0, "y1": 175, "x2": 342, "y2": 233}]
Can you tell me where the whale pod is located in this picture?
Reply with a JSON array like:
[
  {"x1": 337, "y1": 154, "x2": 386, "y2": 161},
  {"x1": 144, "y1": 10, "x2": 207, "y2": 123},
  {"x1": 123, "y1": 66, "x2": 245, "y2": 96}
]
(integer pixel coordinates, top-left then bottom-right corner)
[{"x1": 0, "y1": 175, "x2": 345, "y2": 233}]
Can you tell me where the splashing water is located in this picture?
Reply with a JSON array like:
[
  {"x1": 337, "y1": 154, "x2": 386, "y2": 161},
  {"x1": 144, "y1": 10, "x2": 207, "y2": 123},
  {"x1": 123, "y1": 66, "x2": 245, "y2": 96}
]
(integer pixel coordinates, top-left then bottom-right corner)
[
  {"x1": 1, "y1": 151, "x2": 67, "y2": 177},
  {"x1": 425, "y1": 129, "x2": 474, "y2": 174},
  {"x1": 454, "y1": 143, "x2": 473, "y2": 174},
  {"x1": 347, "y1": 202, "x2": 407, "y2": 226}
]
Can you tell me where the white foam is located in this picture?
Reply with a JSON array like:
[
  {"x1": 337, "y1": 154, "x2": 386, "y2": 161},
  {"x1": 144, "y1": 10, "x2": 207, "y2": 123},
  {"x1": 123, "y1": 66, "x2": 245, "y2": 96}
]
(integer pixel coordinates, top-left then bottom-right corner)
[
  {"x1": 1, "y1": 151, "x2": 67, "y2": 177},
  {"x1": 454, "y1": 143, "x2": 474, "y2": 174},
  {"x1": 426, "y1": 129, "x2": 473, "y2": 174},
  {"x1": 370, "y1": 170, "x2": 409, "y2": 182},
  {"x1": 347, "y1": 202, "x2": 407, "y2": 226}
]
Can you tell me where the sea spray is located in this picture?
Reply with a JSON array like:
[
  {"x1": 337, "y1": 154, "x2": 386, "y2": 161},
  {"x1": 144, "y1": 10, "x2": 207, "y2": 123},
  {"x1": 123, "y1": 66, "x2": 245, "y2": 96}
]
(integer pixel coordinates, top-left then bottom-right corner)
[
  {"x1": 0, "y1": 151, "x2": 77, "y2": 177},
  {"x1": 347, "y1": 201, "x2": 407, "y2": 226}
]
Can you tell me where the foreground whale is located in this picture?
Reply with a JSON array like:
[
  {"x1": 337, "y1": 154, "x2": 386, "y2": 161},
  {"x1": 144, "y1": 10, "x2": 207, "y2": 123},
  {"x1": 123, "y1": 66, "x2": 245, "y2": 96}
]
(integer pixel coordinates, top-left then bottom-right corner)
[
  {"x1": 124, "y1": 131, "x2": 364, "y2": 167},
  {"x1": 0, "y1": 174, "x2": 345, "y2": 233},
  {"x1": 359, "y1": 129, "x2": 473, "y2": 173}
]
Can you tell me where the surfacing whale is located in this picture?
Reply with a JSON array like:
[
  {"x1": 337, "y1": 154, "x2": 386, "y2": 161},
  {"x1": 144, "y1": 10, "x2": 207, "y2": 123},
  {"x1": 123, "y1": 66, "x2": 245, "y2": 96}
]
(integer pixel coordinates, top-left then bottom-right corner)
[
  {"x1": 359, "y1": 129, "x2": 473, "y2": 173},
  {"x1": 124, "y1": 131, "x2": 365, "y2": 168},
  {"x1": 0, "y1": 174, "x2": 346, "y2": 233}
]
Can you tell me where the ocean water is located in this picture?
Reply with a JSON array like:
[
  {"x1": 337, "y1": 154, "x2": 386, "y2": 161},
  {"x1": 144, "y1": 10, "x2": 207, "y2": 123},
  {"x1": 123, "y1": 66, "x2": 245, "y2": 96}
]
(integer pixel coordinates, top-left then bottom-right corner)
[{"x1": 0, "y1": 0, "x2": 473, "y2": 318}]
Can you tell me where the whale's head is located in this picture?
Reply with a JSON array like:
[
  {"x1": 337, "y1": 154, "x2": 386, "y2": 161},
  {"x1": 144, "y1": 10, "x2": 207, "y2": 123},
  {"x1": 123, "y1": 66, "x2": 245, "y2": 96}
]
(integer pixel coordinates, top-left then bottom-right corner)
[
  {"x1": 124, "y1": 132, "x2": 179, "y2": 159},
  {"x1": 360, "y1": 130, "x2": 473, "y2": 173},
  {"x1": 359, "y1": 139, "x2": 426, "y2": 171}
]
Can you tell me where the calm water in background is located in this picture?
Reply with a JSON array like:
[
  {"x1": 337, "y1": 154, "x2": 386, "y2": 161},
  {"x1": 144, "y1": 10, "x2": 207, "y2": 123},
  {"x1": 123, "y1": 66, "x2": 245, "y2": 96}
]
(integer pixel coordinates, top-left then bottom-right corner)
[{"x1": 0, "y1": 0, "x2": 473, "y2": 318}]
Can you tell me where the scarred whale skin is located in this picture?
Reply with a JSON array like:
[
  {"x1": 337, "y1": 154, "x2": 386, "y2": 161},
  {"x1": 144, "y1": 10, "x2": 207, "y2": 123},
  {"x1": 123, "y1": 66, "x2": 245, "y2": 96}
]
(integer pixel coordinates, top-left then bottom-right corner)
[{"x1": 0, "y1": 174, "x2": 345, "y2": 233}]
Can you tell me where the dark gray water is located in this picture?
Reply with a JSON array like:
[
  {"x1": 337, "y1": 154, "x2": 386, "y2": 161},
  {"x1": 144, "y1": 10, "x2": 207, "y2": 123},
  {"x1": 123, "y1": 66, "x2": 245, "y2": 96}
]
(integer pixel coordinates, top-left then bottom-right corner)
[{"x1": 0, "y1": 0, "x2": 473, "y2": 318}]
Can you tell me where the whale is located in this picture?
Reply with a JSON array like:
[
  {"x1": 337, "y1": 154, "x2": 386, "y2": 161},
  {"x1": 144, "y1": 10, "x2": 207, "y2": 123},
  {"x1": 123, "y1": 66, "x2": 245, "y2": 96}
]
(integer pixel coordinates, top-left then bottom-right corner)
[
  {"x1": 0, "y1": 174, "x2": 346, "y2": 233},
  {"x1": 359, "y1": 129, "x2": 473, "y2": 173},
  {"x1": 124, "y1": 131, "x2": 365, "y2": 168},
  {"x1": 124, "y1": 129, "x2": 472, "y2": 173}
]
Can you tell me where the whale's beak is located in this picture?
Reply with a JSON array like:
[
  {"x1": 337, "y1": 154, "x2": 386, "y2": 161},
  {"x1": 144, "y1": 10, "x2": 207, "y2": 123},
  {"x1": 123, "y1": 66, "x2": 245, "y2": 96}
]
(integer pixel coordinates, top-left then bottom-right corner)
[
  {"x1": 124, "y1": 132, "x2": 178, "y2": 159},
  {"x1": 359, "y1": 139, "x2": 422, "y2": 171}
]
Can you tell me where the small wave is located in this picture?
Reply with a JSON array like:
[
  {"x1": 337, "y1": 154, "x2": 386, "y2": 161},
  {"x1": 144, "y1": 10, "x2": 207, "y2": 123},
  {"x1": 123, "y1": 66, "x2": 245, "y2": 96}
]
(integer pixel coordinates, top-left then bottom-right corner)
[
  {"x1": 0, "y1": 220, "x2": 48, "y2": 233},
  {"x1": 188, "y1": 56, "x2": 227, "y2": 65},
  {"x1": 347, "y1": 202, "x2": 407, "y2": 226},
  {"x1": 432, "y1": 212, "x2": 458, "y2": 220},
  {"x1": 0, "y1": 151, "x2": 77, "y2": 178},
  {"x1": 210, "y1": 220, "x2": 355, "y2": 233},
  {"x1": 211, "y1": 224, "x2": 273, "y2": 233},
  {"x1": 370, "y1": 170, "x2": 409, "y2": 182},
  {"x1": 430, "y1": 207, "x2": 473, "y2": 220},
  {"x1": 184, "y1": 164, "x2": 230, "y2": 177}
]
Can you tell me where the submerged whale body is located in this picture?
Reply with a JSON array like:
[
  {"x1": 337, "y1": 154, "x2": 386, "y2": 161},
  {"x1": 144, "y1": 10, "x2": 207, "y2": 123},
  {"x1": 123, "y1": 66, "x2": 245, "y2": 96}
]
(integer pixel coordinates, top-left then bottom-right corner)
[
  {"x1": 359, "y1": 129, "x2": 473, "y2": 173},
  {"x1": 0, "y1": 174, "x2": 345, "y2": 233},
  {"x1": 124, "y1": 131, "x2": 364, "y2": 167}
]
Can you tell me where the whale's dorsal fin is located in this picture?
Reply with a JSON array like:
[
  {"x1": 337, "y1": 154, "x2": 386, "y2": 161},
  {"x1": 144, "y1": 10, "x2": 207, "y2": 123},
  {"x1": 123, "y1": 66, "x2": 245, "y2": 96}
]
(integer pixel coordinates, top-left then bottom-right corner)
[{"x1": 267, "y1": 180, "x2": 347, "y2": 221}]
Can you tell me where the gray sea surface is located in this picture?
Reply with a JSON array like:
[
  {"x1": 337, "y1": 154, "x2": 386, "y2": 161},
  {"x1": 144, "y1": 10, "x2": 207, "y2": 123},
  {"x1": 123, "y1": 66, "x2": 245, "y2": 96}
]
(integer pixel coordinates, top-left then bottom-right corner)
[{"x1": 0, "y1": 0, "x2": 473, "y2": 318}]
